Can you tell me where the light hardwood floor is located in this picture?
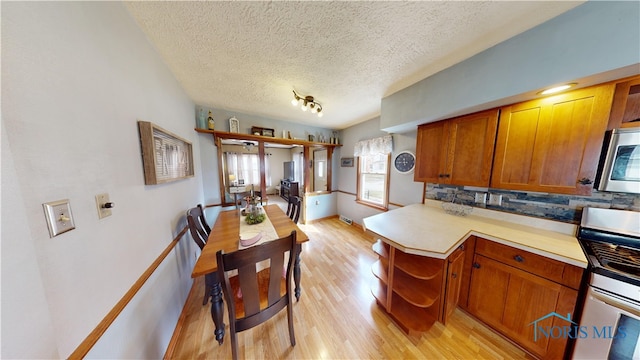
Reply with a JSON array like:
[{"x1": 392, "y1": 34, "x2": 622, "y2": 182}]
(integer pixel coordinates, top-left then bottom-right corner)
[{"x1": 168, "y1": 218, "x2": 535, "y2": 359}]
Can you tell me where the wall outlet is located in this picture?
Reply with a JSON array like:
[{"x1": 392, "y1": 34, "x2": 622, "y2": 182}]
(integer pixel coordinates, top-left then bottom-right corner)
[
  {"x1": 475, "y1": 192, "x2": 487, "y2": 204},
  {"x1": 95, "y1": 193, "x2": 113, "y2": 219},
  {"x1": 488, "y1": 193, "x2": 503, "y2": 206}
]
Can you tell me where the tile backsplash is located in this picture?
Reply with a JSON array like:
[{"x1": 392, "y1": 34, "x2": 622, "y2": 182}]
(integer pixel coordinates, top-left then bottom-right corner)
[{"x1": 425, "y1": 184, "x2": 640, "y2": 224}]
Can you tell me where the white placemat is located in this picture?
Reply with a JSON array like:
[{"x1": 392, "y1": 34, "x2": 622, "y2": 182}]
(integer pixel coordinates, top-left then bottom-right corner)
[{"x1": 238, "y1": 210, "x2": 279, "y2": 249}]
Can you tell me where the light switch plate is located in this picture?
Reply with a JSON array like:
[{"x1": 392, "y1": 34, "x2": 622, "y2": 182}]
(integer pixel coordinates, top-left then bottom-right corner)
[
  {"x1": 43, "y1": 199, "x2": 75, "y2": 237},
  {"x1": 95, "y1": 193, "x2": 112, "y2": 219}
]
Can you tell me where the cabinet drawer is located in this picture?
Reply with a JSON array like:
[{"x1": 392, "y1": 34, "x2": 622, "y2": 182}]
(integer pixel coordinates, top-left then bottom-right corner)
[{"x1": 475, "y1": 238, "x2": 582, "y2": 289}]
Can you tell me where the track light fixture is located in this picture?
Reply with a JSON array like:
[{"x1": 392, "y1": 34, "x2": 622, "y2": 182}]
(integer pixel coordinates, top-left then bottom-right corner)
[{"x1": 291, "y1": 90, "x2": 323, "y2": 117}]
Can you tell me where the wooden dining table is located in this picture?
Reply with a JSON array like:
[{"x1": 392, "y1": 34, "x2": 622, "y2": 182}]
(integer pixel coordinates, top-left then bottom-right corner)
[{"x1": 191, "y1": 204, "x2": 309, "y2": 344}]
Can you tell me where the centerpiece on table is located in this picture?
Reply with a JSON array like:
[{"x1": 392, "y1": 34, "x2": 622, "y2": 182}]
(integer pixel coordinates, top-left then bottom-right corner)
[{"x1": 242, "y1": 186, "x2": 265, "y2": 224}]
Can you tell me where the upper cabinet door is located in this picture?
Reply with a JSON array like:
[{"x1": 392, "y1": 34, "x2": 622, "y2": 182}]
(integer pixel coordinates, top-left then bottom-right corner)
[
  {"x1": 491, "y1": 84, "x2": 615, "y2": 195},
  {"x1": 608, "y1": 74, "x2": 640, "y2": 129},
  {"x1": 446, "y1": 109, "x2": 499, "y2": 187},
  {"x1": 414, "y1": 109, "x2": 499, "y2": 187},
  {"x1": 414, "y1": 120, "x2": 448, "y2": 183}
]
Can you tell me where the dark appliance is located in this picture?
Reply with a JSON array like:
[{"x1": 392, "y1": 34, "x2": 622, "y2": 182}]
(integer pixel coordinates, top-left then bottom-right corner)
[
  {"x1": 283, "y1": 161, "x2": 295, "y2": 181},
  {"x1": 573, "y1": 207, "x2": 640, "y2": 359}
]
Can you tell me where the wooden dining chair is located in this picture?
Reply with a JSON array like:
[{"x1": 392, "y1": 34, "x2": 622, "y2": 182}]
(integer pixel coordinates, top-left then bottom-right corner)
[
  {"x1": 254, "y1": 191, "x2": 266, "y2": 205},
  {"x1": 186, "y1": 204, "x2": 214, "y2": 305},
  {"x1": 216, "y1": 231, "x2": 298, "y2": 360},
  {"x1": 286, "y1": 196, "x2": 301, "y2": 224}
]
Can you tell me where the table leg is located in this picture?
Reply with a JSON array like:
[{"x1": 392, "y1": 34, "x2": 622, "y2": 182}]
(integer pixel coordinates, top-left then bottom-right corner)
[
  {"x1": 207, "y1": 274, "x2": 225, "y2": 344},
  {"x1": 294, "y1": 243, "x2": 302, "y2": 302}
]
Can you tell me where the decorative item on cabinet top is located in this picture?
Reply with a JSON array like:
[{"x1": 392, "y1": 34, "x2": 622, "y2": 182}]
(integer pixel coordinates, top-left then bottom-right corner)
[
  {"x1": 229, "y1": 117, "x2": 239, "y2": 133},
  {"x1": 196, "y1": 108, "x2": 206, "y2": 129},
  {"x1": 251, "y1": 126, "x2": 275, "y2": 137},
  {"x1": 207, "y1": 111, "x2": 215, "y2": 130},
  {"x1": 138, "y1": 120, "x2": 194, "y2": 185}
]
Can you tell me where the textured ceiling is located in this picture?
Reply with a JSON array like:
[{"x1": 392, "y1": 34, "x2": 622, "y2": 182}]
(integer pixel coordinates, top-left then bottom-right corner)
[{"x1": 124, "y1": 1, "x2": 583, "y2": 130}]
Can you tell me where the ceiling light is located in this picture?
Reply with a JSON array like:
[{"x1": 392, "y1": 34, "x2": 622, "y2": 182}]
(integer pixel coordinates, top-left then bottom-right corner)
[
  {"x1": 243, "y1": 142, "x2": 255, "y2": 152},
  {"x1": 538, "y1": 83, "x2": 577, "y2": 95},
  {"x1": 292, "y1": 90, "x2": 323, "y2": 117}
]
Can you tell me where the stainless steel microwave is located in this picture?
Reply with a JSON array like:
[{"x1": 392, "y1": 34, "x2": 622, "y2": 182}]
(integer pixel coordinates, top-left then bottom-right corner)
[{"x1": 596, "y1": 128, "x2": 640, "y2": 193}]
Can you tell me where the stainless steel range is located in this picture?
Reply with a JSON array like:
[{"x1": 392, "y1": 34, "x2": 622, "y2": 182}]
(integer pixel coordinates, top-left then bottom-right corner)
[{"x1": 573, "y1": 207, "x2": 640, "y2": 360}]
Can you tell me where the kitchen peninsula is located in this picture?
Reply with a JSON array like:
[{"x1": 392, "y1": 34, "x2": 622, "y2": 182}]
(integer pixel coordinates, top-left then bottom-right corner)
[
  {"x1": 362, "y1": 200, "x2": 587, "y2": 359},
  {"x1": 363, "y1": 200, "x2": 586, "y2": 265}
]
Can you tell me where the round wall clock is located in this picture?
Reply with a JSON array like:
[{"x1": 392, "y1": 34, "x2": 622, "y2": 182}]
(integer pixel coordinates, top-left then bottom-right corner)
[{"x1": 393, "y1": 151, "x2": 416, "y2": 174}]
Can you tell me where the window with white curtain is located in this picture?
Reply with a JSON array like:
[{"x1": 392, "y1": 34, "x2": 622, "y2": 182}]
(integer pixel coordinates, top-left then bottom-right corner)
[
  {"x1": 225, "y1": 152, "x2": 241, "y2": 184},
  {"x1": 240, "y1": 153, "x2": 260, "y2": 185},
  {"x1": 354, "y1": 135, "x2": 392, "y2": 209},
  {"x1": 225, "y1": 152, "x2": 272, "y2": 187}
]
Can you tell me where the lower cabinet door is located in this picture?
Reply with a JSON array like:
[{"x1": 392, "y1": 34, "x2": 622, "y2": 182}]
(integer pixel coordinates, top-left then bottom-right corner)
[
  {"x1": 468, "y1": 255, "x2": 510, "y2": 329},
  {"x1": 443, "y1": 249, "x2": 465, "y2": 323},
  {"x1": 501, "y1": 266, "x2": 562, "y2": 357},
  {"x1": 468, "y1": 254, "x2": 573, "y2": 359}
]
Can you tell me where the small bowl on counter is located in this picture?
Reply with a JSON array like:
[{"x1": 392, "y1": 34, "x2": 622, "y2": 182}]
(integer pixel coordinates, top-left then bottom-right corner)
[{"x1": 442, "y1": 202, "x2": 473, "y2": 217}]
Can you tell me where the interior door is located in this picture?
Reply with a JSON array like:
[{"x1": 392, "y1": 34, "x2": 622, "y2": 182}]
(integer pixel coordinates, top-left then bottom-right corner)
[{"x1": 313, "y1": 148, "x2": 327, "y2": 191}]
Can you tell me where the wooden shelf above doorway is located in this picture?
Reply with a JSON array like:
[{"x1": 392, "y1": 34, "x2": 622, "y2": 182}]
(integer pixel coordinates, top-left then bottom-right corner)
[{"x1": 195, "y1": 129, "x2": 342, "y2": 148}]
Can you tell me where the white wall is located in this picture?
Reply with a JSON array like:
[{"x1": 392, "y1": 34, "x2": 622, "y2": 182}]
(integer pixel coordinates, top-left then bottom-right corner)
[
  {"x1": 305, "y1": 193, "x2": 337, "y2": 222},
  {"x1": 2, "y1": 2, "x2": 202, "y2": 358},
  {"x1": 335, "y1": 117, "x2": 423, "y2": 225},
  {"x1": 199, "y1": 133, "x2": 221, "y2": 205}
]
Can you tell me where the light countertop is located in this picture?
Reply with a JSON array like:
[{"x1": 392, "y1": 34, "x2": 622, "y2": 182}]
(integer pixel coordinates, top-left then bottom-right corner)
[{"x1": 362, "y1": 200, "x2": 587, "y2": 268}]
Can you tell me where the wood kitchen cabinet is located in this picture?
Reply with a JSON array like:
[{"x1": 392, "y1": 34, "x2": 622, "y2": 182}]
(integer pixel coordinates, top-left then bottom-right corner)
[
  {"x1": 608, "y1": 74, "x2": 640, "y2": 129},
  {"x1": 371, "y1": 240, "x2": 462, "y2": 333},
  {"x1": 371, "y1": 240, "x2": 468, "y2": 332},
  {"x1": 467, "y1": 238, "x2": 583, "y2": 359},
  {"x1": 415, "y1": 109, "x2": 499, "y2": 187},
  {"x1": 491, "y1": 83, "x2": 615, "y2": 195},
  {"x1": 442, "y1": 246, "x2": 465, "y2": 324},
  {"x1": 279, "y1": 179, "x2": 298, "y2": 201}
]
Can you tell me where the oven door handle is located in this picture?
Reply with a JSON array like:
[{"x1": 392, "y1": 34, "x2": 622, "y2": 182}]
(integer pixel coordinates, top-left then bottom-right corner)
[{"x1": 591, "y1": 287, "x2": 640, "y2": 317}]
